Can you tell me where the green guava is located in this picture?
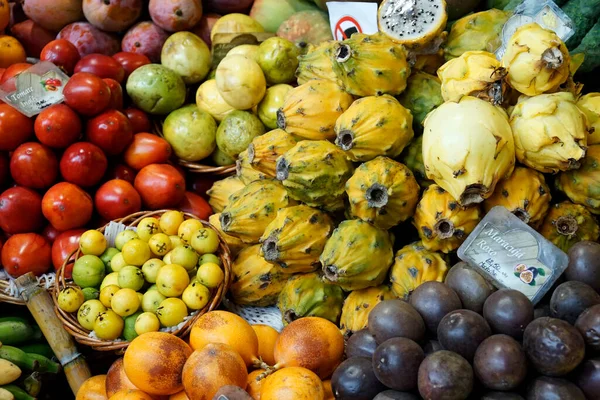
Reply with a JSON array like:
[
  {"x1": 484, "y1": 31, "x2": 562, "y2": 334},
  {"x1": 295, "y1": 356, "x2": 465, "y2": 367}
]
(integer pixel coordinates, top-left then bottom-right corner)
[
  {"x1": 163, "y1": 104, "x2": 218, "y2": 162},
  {"x1": 126, "y1": 64, "x2": 186, "y2": 115},
  {"x1": 161, "y1": 31, "x2": 212, "y2": 85},
  {"x1": 256, "y1": 37, "x2": 300, "y2": 84},
  {"x1": 216, "y1": 110, "x2": 266, "y2": 158}
]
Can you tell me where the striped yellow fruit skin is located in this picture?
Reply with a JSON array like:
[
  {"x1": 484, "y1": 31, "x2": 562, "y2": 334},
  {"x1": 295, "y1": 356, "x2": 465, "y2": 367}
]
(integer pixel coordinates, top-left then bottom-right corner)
[
  {"x1": 538, "y1": 202, "x2": 600, "y2": 253},
  {"x1": 339, "y1": 285, "x2": 396, "y2": 337},
  {"x1": 557, "y1": 145, "x2": 600, "y2": 215},
  {"x1": 247, "y1": 129, "x2": 298, "y2": 178},
  {"x1": 296, "y1": 41, "x2": 338, "y2": 85},
  {"x1": 207, "y1": 176, "x2": 245, "y2": 213}
]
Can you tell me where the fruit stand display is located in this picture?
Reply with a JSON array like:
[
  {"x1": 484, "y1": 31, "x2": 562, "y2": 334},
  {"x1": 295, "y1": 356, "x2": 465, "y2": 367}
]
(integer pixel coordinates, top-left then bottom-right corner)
[{"x1": 1, "y1": 0, "x2": 600, "y2": 399}]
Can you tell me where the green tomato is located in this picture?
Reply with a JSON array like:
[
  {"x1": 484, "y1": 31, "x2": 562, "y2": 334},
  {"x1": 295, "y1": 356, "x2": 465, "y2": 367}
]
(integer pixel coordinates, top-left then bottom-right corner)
[
  {"x1": 72, "y1": 255, "x2": 106, "y2": 288},
  {"x1": 118, "y1": 266, "x2": 145, "y2": 291},
  {"x1": 77, "y1": 300, "x2": 106, "y2": 330}
]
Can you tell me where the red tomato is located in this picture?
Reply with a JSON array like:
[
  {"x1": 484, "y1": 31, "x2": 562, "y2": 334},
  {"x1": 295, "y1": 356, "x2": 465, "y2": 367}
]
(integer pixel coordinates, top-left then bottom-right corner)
[
  {"x1": 63, "y1": 72, "x2": 112, "y2": 117},
  {"x1": 178, "y1": 191, "x2": 212, "y2": 220},
  {"x1": 123, "y1": 133, "x2": 172, "y2": 171},
  {"x1": 189, "y1": 175, "x2": 217, "y2": 199},
  {"x1": 134, "y1": 164, "x2": 186, "y2": 210},
  {"x1": 40, "y1": 39, "x2": 81, "y2": 75},
  {"x1": 95, "y1": 179, "x2": 142, "y2": 221},
  {"x1": 74, "y1": 54, "x2": 126, "y2": 83},
  {"x1": 42, "y1": 182, "x2": 93, "y2": 231},
  {"x1": 86, "y1": 110, "x2": 133, "y2": 156},
  {"x1": 51, "y1": 229, "x2": 85, "y2": 275},
  {"x1": 124, "y1": 107, "x2": 152, "y2": 133},
  {"x1": 112, "y1": 52, "x2": 151, "y2": 79},
  {"x1": 10, "y1": 142, "x2": 58, "y2": 189},
  {"x1": 59, "y1": 142, "x2": 108, "y2": 187},
  {"x1": 0, "y1": 153, "x2": 9, "y2": 188},
  {"x1": 1, "y1": 233, "x2": 52, "y2": 277},
  {"x1": 103, "y1": 78, "x2": 123, "y2": 110},
  {"x1": 105, "y1": 164, "x2": 136, "y2": 185},
  {"x1": 42, "y1": 224, "x2": 60, "y2": 244},
  {"x1": 0, "y1": 104, "x2": 34, "y2": 151},
  {"x1": 0, "y1": 187, "x2": 44, "y2": 234},
  {"x1": 0, "y1": 63, "x2": 32, "y2": 85},
  {"x1": 34, "y1": 104, "x2": 82, "y2": 149}
]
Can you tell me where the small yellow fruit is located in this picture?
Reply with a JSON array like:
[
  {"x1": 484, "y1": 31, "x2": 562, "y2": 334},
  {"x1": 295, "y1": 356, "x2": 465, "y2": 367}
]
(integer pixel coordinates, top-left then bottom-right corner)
[
  {"x1": 156, "y1": 264, "x2": 190, "y2": 297},
  {"x1": 135, "y1": 312, "x2": 161, "y2": 335},
  {"x1": 109, "y1": 252, "x2": 127, "y2": 272},
  {"x1": 79, "y1": 230, "x2": 107, "y2": 256},
  {"x1": 141, "y1": 258, "x2": 165, "y2": 283},
  {"x1": 93, "y1": 310, "x2": 124, "y2": 340},
  {"x1": 190, "y1": 228, "x2": 220, "y2": 254},
  {"x1": 170, "y1": 245, "x2": 199, "y2": 271},
  {"x1": 156, "y1": 298, "x2": 188, "y2": 327},
  {"x1": 163, "y1": 251, "x2": 173, "y2": 265},
  {"x1": 58, "y1": 286, "x2": 85, "y2": 313},
  {"x1": 111, "y1": 288, "x2": 141, "y2": 317},
  {"x1": 169, "y1": 235, "x2": 184, "y2": 248},
  {"x1": 77, "y1": 300, "x2": 106, "y2": 330},
  {"x1": 199, "y1": 253, "x2": 221, "y2": 266},
  {"x1": 160, "y1": 211, "x2": 185, "y2": 235},
  {"x1": 117, "y1": 266, "x2": 145, "y2": 291},
  {"x1": 182, "y1": 281, "x2": 211, "y2": 310},
  {"x1": 115, "y1": 230, "x2": 139, "y2": 250},
  {"x1": 122, "y1": 239, "x2": 152, "y2": 266},
  {"x1": 196, "y1": 262, "x2": 224, "y2": 289},
  {"x1": 142, "y1": 290, "x2": 166, "y2": 313},
  {"x1": 178, "y1": 219, "x2": 203, "y2": 244},
  {"x1": 99, "y1": 284, "x2": 120, "y2": 308},
  {"x1": 100, "y1": 272, "x2": 120, "y2": 290},
  {"x1": 136, "y1": 217, "x2": 162, "y2": 241},
  {"x1": 148, "y1": 233, "x2": 173, "y2": 257}
]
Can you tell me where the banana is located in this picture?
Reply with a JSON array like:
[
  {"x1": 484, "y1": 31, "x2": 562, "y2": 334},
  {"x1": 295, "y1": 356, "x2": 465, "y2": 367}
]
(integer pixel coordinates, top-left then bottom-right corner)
[
  {"x1": 0, "y1": 385, "x2": 34, "y2": 400},
  {"x1": 0, "y1": 347, "x2": 38, "y2": 371},
  {"x1": 0, "y1": 388, "x2": 14, "y2": 400},
  {"x1": 0, "y1": 320, "x2": 36, "y2": 346},
  {"x1": 0, "y1": 359, "x2": 21, "y2": 385}
]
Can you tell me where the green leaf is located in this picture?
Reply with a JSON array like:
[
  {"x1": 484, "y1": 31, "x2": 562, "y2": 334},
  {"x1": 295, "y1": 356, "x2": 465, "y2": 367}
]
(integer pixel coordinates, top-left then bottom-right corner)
[
  {"x1": 529, "y1": 280, "x2": 536, "y2": 287},
  {"x1": 538, "y1": 268, "x2": 546, "y2": 276},
  {"x1": 514, "y1": 272, "x2": 521, "y2": 278}
]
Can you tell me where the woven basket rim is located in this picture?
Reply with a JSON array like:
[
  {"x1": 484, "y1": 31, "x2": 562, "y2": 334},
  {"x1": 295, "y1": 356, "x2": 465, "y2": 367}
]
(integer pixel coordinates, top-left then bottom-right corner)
[
  {"x1": 153, "y1": 120, "x2": 236, "y2": 176},
  {"x1": 52, "y1": 209, "x2": 233, "y2": 352},
  {"x1": 1, "y1": 275, "x2": 53, "y2": 305}
]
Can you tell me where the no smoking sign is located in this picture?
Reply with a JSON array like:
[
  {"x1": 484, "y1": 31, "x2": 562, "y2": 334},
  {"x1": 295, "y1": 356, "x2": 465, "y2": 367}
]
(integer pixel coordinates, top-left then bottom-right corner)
[{"x1": 327, "y1": 2, "x2": 379, "y2": 41}]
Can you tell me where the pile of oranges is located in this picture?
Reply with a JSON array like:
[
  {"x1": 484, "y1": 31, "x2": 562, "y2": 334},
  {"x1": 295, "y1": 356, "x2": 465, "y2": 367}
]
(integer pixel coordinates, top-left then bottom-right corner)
[
  {"x1": 0, "y1": 0, "x2": 27, "y2": 70},
  {"x1": 76, "y1": 311, "x2": 343, "y2": 400}
]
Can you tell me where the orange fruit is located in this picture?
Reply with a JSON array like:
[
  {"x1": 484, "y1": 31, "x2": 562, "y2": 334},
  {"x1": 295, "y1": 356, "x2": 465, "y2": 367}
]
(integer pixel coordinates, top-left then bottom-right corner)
[
  {"x1": 322, "y1": 380, "x2": 334, "y2": 400},
  {"x1": 0, "y1": 36, "x2": 27, "y2": 69},
  {"x1": 252, "y1": 325, "x2": 278, "y2": 366},
  {"x1": 109, "y1": 389, "x2": 153, "y2": 400},
  {"x1": 247, "y1": 370, "x2": 264, "y2": 400},
  {"x1": 168, "y1": 391, "x2": 189, "y2": 400},
  {"x1": 106, "y1": 358, "x2": 139, "y2": 397},
  {"x1": 260, "y1": 367, "x2": 324, "y2": 400},
  {"x1": 77, "y1": 375, "x2": 109, "y2": 400},
  {"x1": 0, "y1": 0, "x2": 9, "y2": 32},
  {"x1": 123, "y1": 332, "x2": 192, "y2": 396}
]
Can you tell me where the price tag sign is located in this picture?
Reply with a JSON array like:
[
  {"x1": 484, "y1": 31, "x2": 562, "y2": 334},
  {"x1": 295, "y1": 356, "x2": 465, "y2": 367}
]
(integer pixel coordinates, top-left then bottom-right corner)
[{"x1": 327, "y1": 1, "x2": 379, "y2": 40}]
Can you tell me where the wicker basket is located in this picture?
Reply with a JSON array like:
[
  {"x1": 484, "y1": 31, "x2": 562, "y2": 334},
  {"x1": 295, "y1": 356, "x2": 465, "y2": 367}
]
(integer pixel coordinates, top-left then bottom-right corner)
[
  {"x1": 153, "y1": 121, "x2": 236, "y2": 176},
  {"x1": 1, "y1": 275, "x2": 53, "y2": 305},
  {"x1": 53, "y1": 210, "x2": 233, "y2": 353}
]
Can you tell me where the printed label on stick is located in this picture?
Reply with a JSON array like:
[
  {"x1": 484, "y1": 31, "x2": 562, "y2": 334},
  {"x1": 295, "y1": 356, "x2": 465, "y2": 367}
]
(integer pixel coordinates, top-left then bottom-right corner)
[{"x1": 327, "y1": 2, "x2": 378, "y2": 40}]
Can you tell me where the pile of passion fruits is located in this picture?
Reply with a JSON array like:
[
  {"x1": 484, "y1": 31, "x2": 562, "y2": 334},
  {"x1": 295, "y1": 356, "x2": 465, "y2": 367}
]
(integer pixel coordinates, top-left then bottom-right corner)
[
  {"x1": 56, "y1": 211, "x2": 225, "y2": 342},
  {"x1": 330, "y1": 241, "x2": 600, "y2": 400}
]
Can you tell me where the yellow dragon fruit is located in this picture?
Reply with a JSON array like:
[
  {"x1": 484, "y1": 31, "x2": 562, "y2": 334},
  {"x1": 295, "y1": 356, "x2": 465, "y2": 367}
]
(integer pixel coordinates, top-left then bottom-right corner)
[
  {"x1": 444, "y1": 9, "x2": 510, "y2": 60},
  {"x1": 276, "y1": 140, "x2": 354, "y2": 212},
  {"x1": 502, "y1": 23, "x2": 570, "y2": 96},
  {"x1": 557, "y1": 145, "x2": 600, "y2": 215},
  {"x1": 437, "y1": 51, "x2": 508, "y2": 105},
  {"x1": 334, "y1": 95, "x2": 414, "y2": 162},
  {"x1": 413, "y1": 185, "x2": 482, "y2": 254},
  {"x1": 209, "y1": 213, "x2": 246, "y2": 257},
  {"x1": 260, "y1": 205, "x2": 334, "y2": 274},
  {"x1": 400, "y1": 135, "x2": 434, "y2": 188},
  {"x1": 296, "y1": 41, "x2": 338, "y2": 85},
  {"x1": 236, "y1": 149, "x2": 268, "y2": 185},
  {"x1": 229, "y1": 245, "x2": 288, "y2": 307},
  {"x1": 346, "y1": 157, "x2": 420, "y2": 230},
  {"x1": 277, "y1": 79, "x2": 354, "y2": 141},
  {"x1": 247, "y1": 129, "x2": 297, "y2": 179},
  {"x1": 577, "y1": 93, "x2": 600, "y2": 145},
  {"x1": 397, "y1": 71, "x2": 443, "y2": 132},
  {"x1": 389, "y1": 242, "x2": 449, "y2": 299},
  {"x1": 339, "y1": 285, "x2": 396, "y2": 337},
  {"x1": 220, "y1": 179, "x2": 295, "y2": 244},
  {"x1": 277, "y1": 272, "x2": 345, "y2": 325},
  {"x1": 320, "y1": 219, "x2": 394, "y2": 291},
  {"x1": 539, "y1": 202, "x2": 600, "y2": 253},
  {"x1": 423, "y1": 96, "x2": 515, "y2": 206},
  {"x1": 483, "y1": 167, "x2": 551, "y2": 229},
  {"x1": 510, "y1": 92, "x2": 589, "y2": 173},
  {"x1": 331, "y1": 32, "x2": 410, "y2": 97},
  {"x1": 207, "y1": 176, "x2": 246, "y2": 213}
]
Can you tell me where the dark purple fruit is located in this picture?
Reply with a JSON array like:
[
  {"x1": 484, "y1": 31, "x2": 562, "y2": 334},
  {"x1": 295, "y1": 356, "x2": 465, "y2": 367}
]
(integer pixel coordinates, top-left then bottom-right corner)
[
  {"x1": 575, "y1": 304, "x2": 600, "y2": 351},
  {"x1": 523, "y1": 317, "x2": 585, "y2": 376},
  {"x1": 526, "y1": 376, "x2": 586, "y2": 400},
  {"x1": 346, "y1": 329, "x2": 378, "y2": 359},
  {"x1": 445, "y1": 262, "x2": 495, "y2": 314},
  {"x1": 481, "y1": 392, "x2": 524, "y2": 400},
  {"x1": 368, "y1": 300, "x2": 425, "y2": 344},
  {"x1": 372, "y1": 337, "x2": 425, "y2": 391},
  {"x1": 473, "y1": 334, "x2": 527, "y2": 391},
  {"x1": 373, "y1": 390, "x2": 420, "y2": 400},
  {"x1": 566, "y1": 241, "x2": 600, "y2": 291},
  {"x1": 575, "y1": 358, "x2": 600, "y2": 399},
  {"x1": 409, "y1": 281, "x2": 462, "y2": 334},
  {"x1": 418, "y1": 350, "x2": 473, "y2": 400},
  {"x1": 331, "y1": 357, "x2": 385, "y2": 400},
  {"x1": 212, "y1": 385, "x2": 253, "y2": 399},
  {"x1": 423, "y1": 340, "x2": 443, "y2": 356},
  {"x1": 534, "y1": 304, "x2": 551, "y2": 320},
  {"x1": 437, "y1": 309, "x2": 492, "y2": 361},
  {"x1": 483, "y1": 289, "x2": 534, "y2": 339},
  {"x1": 550, "y1": 281, "x2": 600, "y2": 325}
]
